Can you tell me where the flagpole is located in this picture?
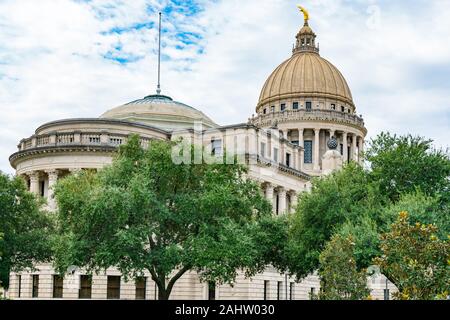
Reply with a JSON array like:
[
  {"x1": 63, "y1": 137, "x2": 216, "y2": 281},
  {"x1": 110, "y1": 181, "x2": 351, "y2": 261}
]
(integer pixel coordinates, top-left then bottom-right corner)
[{"x1": 157, "y1": 12, "x2": 162, "y2": 95}]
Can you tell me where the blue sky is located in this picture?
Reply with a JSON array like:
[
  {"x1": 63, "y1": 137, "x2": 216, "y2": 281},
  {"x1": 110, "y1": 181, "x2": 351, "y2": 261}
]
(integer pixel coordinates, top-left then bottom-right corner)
[{"x1": 0, "y1": 0, "x2": 449, "y2": 174}]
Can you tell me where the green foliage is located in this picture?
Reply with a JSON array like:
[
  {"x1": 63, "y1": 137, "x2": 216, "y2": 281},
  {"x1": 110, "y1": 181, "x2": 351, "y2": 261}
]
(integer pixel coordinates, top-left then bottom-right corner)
[
  {"x1": 317, "y1": 234, "x2": 371, "y2": 300},
  {"x1": 53, "y1": 135, "x2": 274, "y2": 300},
  {"x1": 366, "y1": 132, "x2": 450, "y2": 202},
  {"x1": 374, "y1": 212, "x2": 450, "y2": 300},
  {"x1": 0, "y1": 172, "x2": 54, "y2": 289},
  {"x1": 382, "y1": 191, "x2": 450, "y2": 239},
  {"x1": 337, "y1": 215, "x2": 381, "y2": 269},
  {"x1": 288, "y1": 163, "x2": 388, "y2": 280}
]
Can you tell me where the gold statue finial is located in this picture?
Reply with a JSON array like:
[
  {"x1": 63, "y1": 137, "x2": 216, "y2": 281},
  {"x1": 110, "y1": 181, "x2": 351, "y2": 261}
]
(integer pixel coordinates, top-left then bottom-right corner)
[{"x1": 297, "y1": 5, "x2": 309, "y2": 23}]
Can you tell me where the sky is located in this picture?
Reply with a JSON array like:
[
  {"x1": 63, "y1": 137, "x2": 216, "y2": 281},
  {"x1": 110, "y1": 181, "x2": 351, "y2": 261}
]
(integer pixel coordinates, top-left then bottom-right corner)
[{"x1": 0, "y1": 0, "x2": 449, "y2": 174}]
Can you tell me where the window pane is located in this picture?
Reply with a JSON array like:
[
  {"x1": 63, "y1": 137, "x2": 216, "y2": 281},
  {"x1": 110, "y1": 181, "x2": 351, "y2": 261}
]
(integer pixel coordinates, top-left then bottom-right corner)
[
  {"x1": 79, "y1": 275, "x2": 92, "y2": 299},
  {"x1": 293, "y1": 102, "x2": 299, "y2": 110},
  {"x1": 263, "y1": 281, "x2": 269, "y2": 300},
  {"x1": 32, "y1": 275, "x2": 39, "y2": 298},
  {"x1": 211, "y1": 139, "x2": 222, "y2": 156},
  {"x1": 304, "y1": 141, "x2": 313, "y2": 164},
  {"x1": 53, "y1": 275, "x2": 64, "y2": 299},
  {"x1": 107, "y1": 276, "x2": 121, "y2": 300},
  {"x1": 136, "y1": 277, "x2": 146, "y2": 300},
  {"x1": 208, "y1": 282, "x2": 216, "y2": 301},
  {"x1": 306, "y1": 102, "x2": 312, "y2": 111},
  {"x1": 18, "y1": 275, "x2": 22, "y2": 298}
]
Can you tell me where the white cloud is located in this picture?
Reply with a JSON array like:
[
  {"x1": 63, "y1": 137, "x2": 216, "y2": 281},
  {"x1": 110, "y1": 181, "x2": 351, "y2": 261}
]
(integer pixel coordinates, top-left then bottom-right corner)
[{"x1": 0, "y1": 0, "x2": 449, "y2": 174}]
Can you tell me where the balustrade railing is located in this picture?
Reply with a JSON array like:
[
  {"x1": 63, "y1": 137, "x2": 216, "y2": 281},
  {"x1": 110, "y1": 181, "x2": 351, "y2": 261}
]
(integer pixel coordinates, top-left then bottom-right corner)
[
  {"x1": 19, "y1": 131, "x2": 150, "y2": 151},
  {"x1": 251, "y1": 109, "x2": 365, "y2": 128}
]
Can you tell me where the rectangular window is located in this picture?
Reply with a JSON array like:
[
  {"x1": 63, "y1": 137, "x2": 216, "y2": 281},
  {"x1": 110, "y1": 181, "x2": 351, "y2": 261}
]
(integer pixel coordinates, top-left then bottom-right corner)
[
  {"x1": 53, "y1": 275, "x2": 64, "y2": 299},
  {"x1": 135, "y1": 277, "x2": 146, "y2": 300},
  {"x1": 260, "y1": 142, "x2": 266, "y2": 157},
  {"x1": 263, "y1": 108, "x2": 267, "y2": 114},
  {"x1": 306, "y1": 102, "x2": 312, "y2": 111},
  {"x1": 273, "y1": 148, "x2": 279, "y2": 163},
  {"x1": 277, "y1": 281, "x2": 282, "y2": 300},
  {"x1": 40, "y1": 181, "x2": 45, "y2": 197},
  {"x1": 280, "y1": 103, "x2": 286, "y2": 111},
  {"x1": 331, "y1": 103, "x2": 336, "y2": 110},
  {"x1": 293, "y1": 102, "x2": 299, "y2": 110},
  {"x1": 17, "y1": 275, "x2": 22, "y2": 298},
  {"x1": 208, "y1": 282, "x2": 216, "y2": 300},
  {"x1": 310, "y1": 287, "x2": 315, "y2": 300},
  {"x1": 304, "y1": 141, "x2": 313, "y2": 164},
  {"x1": 211, "y1": 139, "x2": 222, "y2": 156},
  {"x1": 271, "y1": 106, "x2": 275, "y2": 113},
  {"x1": 384, "y1": 289, "x2": 390, "y2": 300},
  {"x1": 341, "y1": 106, "x2": 345, "y2": 112},
  {"x1": 290, "y1": 283, "x2": 295, "y2": 300},
  {"x1": 107, "y1": 276, "x2": 121, "y2": 300},
  {"x1": 32, "y1": 275, "x2": 39, "y2": 298},
  {"x1": 286, "y1": 153, "x2": 291, "y2": 167},
  {"x1": 79, "y1": 275, "x2": 92, "y2": 299},
  {"x1": 263, "y1": 281, "x2": 269, "y2": 300}
]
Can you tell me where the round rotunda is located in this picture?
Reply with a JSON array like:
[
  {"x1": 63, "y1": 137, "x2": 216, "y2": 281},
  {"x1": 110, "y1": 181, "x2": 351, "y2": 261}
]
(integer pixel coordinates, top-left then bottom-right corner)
[{"x1": 250, "y1": 15, "x2": 367, "y2": 176}]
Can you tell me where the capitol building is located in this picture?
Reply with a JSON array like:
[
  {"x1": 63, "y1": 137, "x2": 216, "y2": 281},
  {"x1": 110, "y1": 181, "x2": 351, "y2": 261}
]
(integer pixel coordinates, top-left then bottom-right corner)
[{"x1": 7, "y1": 12, "x2": 396, "y2": 300}]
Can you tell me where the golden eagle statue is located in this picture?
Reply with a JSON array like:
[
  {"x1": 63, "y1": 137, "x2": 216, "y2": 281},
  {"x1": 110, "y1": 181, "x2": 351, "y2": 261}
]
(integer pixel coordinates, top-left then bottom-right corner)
[{"x1": 297, "y1": 5, "x2": 309, "y2": 23}]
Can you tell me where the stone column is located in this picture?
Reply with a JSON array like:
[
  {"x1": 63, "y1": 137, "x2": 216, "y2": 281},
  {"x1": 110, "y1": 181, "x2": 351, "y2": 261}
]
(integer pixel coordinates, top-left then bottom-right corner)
[
  {"x1": 265, "y1": 184, "x2": 275, "y2": 215},
  {"x1": 314, "y1": 129, "x2": 320, "y2": 171},
  {"x1": 28, "y1": 171, "x2": 40, "y2": 195},
  {"x1": 352, "y1": 134, "x2": 358, "y2": 161},
  {"x1": 278, "y1": 188, "x2": 287, "y2": 215},
  {"x1": 290, "y1": 192, "x2": 298, "y2": 214},
  {"x1": 342, "y1": 132, "x2": 348, "y2": 163},
  {"x1": 358, "y1": 136, "x2": 364, "y2": 165},
  {"x1": 46, "y1": 170, "x2": 59, "y2": 211},
  {"x1": 298, "y1": 129, "x2": 304, "y2": 148},
  {"x1": 298, "y1": 129, "x2": 304, "y2": 170}
]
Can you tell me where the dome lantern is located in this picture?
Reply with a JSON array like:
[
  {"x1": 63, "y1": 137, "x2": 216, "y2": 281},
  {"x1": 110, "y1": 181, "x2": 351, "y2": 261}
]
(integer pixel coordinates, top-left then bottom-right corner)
[{"x1": 293, "y1": 6, "x2": 319, "y2": 55}]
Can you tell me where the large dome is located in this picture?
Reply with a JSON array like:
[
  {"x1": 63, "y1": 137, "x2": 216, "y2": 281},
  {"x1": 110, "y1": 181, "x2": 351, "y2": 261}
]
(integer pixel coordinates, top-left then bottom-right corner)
[
  {"x1": 258, "y1": 52, "x2": 353, "y2": 108},
  {"x1": 100, "y1": 94, "x2": 217, "y2": 131},
  {"x1": 256, "y1": 19, "x2": 354, "y2": 112}
]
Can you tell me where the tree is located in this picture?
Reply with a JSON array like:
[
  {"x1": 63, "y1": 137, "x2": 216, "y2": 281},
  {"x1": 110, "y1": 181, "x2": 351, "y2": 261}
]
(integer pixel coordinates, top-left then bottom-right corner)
[
  {"x1": 374, "y1": 212, "x2": 450, "y2": 300},
  {"x1": 53, "y1": 135, "x2": 273, "y2": 300},
  {"x1": 288, "y1": 163, "x2": 388, "y2": 280},
  {"x1": 382, "y1": 191, "x2": 449, "y2": 239},
  {"x1": 316, "y1": 234, "x2": 370, "y2": 300},
  {"x1": 337, "y1": 214, "x2": 381, "y2": 269},
  {"x1": 0, "y1": 172, "x2": 54, "y2": 288},
  {"x1": 366, "y1": 132, "x2": 450, "y2": 202}
]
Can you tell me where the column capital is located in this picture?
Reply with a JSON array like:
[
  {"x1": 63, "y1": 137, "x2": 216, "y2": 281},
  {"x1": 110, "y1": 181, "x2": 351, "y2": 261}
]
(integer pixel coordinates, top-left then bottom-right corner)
[
  {"x1": 45, "y1": 169, "x2": 60, "y2": 176},
  {"x1": 276, "y1": 186, "x2": 286, "y2": 194},
  {"x1": 27, "y1": 171, "x2": 41, "y2": 181},
  {"x1": 314, "y1": 128, "x2": 321, "y2": 134}
]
